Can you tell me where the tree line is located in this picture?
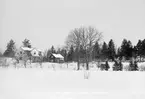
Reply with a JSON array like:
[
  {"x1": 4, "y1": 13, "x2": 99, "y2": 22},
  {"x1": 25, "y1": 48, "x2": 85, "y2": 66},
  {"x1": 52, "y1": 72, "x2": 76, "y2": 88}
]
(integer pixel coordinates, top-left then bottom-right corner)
[
  {"x1": 64, "y1": 38, "x2": 145, "y2": 62},
  {"x1": 1, "y1": 26, "x2": 145, "y2": 65}
]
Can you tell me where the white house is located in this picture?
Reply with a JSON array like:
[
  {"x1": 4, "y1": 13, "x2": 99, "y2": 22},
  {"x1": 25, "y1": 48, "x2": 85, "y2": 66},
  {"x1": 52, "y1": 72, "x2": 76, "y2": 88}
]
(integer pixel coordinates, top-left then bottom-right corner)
[
  {"x1": 16, "y1": 47, "x2": 43, "y2": 62},
  {"x1": 31, "y1": 48, "x2": 42, "y2": 57}
]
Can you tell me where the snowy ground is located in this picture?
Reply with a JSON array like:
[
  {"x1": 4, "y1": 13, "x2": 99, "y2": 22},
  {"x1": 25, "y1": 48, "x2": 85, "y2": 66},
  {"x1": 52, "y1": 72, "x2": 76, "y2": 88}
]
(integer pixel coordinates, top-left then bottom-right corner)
[
  {"x1": 0, "y1": 65, "x2": 145, "y2": 99},
  {"x1": 0, "y1": 58, "x2": 145, "y2": 99}
]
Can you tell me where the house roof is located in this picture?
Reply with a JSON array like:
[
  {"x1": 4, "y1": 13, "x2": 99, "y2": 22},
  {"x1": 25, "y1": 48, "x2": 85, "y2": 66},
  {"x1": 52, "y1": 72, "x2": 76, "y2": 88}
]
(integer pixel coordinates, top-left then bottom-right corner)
[
  {"x1": 20, "y1": 47, "x2": 42, "y2": 52},
  {"x1": 52, "y1": 53, "x2": 64, "y2": 59},
  {"x1": 20, "y1": 47, "x2": 33, "y2": 51}
]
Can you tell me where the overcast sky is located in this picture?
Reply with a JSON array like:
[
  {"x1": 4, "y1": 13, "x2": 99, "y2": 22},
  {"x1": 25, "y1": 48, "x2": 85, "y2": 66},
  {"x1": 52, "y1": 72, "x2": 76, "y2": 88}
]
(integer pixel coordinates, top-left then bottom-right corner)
[{"x1": 0, "y1": 0, "x2": 145, "y2": 52}]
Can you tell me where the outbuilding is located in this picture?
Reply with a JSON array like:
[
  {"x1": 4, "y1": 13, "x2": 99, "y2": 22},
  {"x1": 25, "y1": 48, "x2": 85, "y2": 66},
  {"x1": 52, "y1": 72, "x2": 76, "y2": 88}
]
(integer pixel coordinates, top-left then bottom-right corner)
[{"x1": 49, "y1": 53, "x2": 64, "y2": 63}]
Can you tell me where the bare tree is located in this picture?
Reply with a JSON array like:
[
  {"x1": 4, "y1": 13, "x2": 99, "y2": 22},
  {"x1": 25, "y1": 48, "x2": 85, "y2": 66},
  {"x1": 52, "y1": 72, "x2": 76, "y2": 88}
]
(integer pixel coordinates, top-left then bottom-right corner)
[
  {"x1": 66, "y1": 28, "x2": 81, "y2": 70},
  {"x1": 66, "y1": 26, "x2": 102, "y2": 70},
  {"x1": 43, "y1": 49, "x2": 48, "y2": 62}
]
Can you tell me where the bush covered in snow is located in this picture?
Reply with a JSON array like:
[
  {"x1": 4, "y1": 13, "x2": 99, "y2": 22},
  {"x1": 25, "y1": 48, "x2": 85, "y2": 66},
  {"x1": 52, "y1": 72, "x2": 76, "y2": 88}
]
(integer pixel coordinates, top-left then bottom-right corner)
[{"x1": 138, "y1": 65, "x2": 145, "y2": 71}]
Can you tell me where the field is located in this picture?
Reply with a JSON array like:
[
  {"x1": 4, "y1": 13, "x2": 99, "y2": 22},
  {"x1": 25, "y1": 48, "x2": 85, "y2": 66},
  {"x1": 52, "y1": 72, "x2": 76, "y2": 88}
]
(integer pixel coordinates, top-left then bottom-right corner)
[{"x1": 0, "y1": 58, "x2": 145, "y2": 99}]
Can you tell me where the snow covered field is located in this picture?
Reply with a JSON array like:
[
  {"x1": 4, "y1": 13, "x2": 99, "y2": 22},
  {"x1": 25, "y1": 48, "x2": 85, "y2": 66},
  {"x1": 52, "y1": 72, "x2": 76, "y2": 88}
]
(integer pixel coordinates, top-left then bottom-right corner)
[
  {"x1": 0, "y1": 63, "x2": 145, "y2": 99},
  {"x1": 0, "y1": 58, "x2": 145, "y2": 99}
]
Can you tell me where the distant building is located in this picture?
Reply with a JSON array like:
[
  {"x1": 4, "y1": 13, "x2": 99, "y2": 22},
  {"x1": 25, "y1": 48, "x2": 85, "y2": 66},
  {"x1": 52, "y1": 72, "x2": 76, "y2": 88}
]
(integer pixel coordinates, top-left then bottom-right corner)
[
  {"x1": 17, "y1": 47, "x2": 42, "y2": 56},
  {"x1": 16, "y1": 47, "x2": 43, "y2": 62},
  {"x1": 31, "y1": 48, "x2": 43, "y2": 62},
  {"x1": 49, "y1": 53, "x2": 64, "y2": 63},
  {"x1": 15, "y1": 47, "x2": 32, "y2": 60},
  {"x1": 31, "y1": 48, "x2": 42, "y2": 57},
  {"x1": 20, "y1": 46, "x2": 33, "y2": 52}
]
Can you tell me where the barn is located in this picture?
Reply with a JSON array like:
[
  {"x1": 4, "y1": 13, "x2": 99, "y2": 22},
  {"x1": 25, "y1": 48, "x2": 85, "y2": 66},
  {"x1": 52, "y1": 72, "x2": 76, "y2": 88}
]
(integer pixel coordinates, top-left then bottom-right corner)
[{"x1": 49, "y1": 53, "x2": 64, "y2": 63}]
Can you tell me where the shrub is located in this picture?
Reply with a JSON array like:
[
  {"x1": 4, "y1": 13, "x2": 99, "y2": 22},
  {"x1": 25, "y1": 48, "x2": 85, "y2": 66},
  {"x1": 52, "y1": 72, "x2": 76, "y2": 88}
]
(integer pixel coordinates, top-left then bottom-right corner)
[
  {"x1": 123, "y1": 65, "x2": 130, "y2": 71},
  {"x1": 139, "y1": 65, "x2": 145, "y2": 71}
]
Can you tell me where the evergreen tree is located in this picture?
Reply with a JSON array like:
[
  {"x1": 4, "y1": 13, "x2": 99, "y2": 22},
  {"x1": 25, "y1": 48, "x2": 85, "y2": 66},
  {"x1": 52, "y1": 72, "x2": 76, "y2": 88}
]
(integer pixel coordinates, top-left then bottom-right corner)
[
  {"x1": 120, "y1": 39, "x2": 133, "y2": 60},
  {"x1": 132, "y1": 46, "x2": 138, "y2": 58},
  {"x1": 113, "y1": 60, "x2": 123, "y2": 71},
  {"x1": 22, "y1": 38, "x2": 32, "y2": 59},
  {"x1": 136, "y1": 40, "x2": 142, "y2": 59},
  {"x1": 3, "y1": 39, "x2": 16, "y2": 57},
  {"x1": 129, "y1": 60, "x2": 134, "y2": 71},
  {"x1": 108, "y1": 39, "x2": 116, "y2": 61},
  {"x1": 126, "y1": 40, "x2": 133, "y2": 59},
  {"x1": 51, "y1": 46, "x2": 56, "y2": 53},
  {"x1": 134, "y1": 61, "x2": 138, "y2": 71},
  {"x1": 119, "y1": 60, "x2": 123, "y2": 71},
  {"x1": 113, "y1": 60, "x2": 119, "y2": 71},
  {"x1": 22, "y1": 38, "x2": 31, "y2": 48},
  {"x1": 120, "y1": 39, "x2": 128, "y2": 58},
  {"x1": 101, "y1": 42, "x2": 108, "y2": 60},
  {"x1": 117, "y1": 47, "x2": 121, "y2": 59},
  {"x1": 141, "y1": 39, "x2": 145, "y2": 57},
  {"x1": 105, "y1": 60, "x2": 110, "y2": 71},
  {"x1": 92, "y1": 41, "x2": 101, "y2": 60}
]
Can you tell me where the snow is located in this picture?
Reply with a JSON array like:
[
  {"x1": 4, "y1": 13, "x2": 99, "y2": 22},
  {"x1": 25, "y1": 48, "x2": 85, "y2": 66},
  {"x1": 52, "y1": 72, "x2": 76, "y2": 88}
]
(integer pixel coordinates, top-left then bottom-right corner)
[
  {"x1": 20, "y1": 47, "x2": 33, "y2": 51},
  {"x1": 52, "y1": 54, "x2": 64, "y2": 59},
  {"x1": 0, "y1": 61, "x2": 145, "y2": 99}
]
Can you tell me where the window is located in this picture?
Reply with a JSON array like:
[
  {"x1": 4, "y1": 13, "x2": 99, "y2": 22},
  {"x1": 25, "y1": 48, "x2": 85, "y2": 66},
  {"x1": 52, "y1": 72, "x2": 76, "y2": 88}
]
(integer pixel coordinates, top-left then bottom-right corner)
[{"x1": 20, "y1": 51, "x2": 22, "y2": 54}]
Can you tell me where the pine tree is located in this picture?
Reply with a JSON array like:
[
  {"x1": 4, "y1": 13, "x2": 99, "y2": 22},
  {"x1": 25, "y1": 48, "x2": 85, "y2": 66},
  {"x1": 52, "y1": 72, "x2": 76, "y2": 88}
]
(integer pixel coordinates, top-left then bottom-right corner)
[
  {"x1": 101, "y1": 42, "x2": 108, "y2": 60},
  {"x1": 117, "y1": 47, "x2": 121, "y2": 59},
  {"x1": 3, "y1": 39, "x2": 16, "y2": 57},
  {"x1": 120, "y1": 39, "x2": 128, "y2": 55},
  {"x1": 108, "y1": 39, "x2": 116, "y2": 61},
  {"x1": 132, "y1": 46, "x2": 137, "y2": 58},
  {"x1": 51, "y1": 46, "x2": 56, "y2": 53},
  {"x1": 136, "y1": 40, "x2": 142, "y2": 61},
  {"x1": 126, "y1": 40, "x2": 133, "y2": 59},
  {"x1": 105, "y1": 60, "x2": 110, "y2": 71},
  {"x1": 22, "y1": 38, "x2": 31, "y2": 48},
  {"x1": 134, "y1": 61, "x2": 138, "y2": 71},
  {"x1": 120, "y1": 39, "x2": 133, "y2": 60},
  {"x1": 120, "y1": 39, "x2": 128, "y2": 60},
  {"x1": 141, "y1": 39, "x2": 145, "y2": 57}
]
